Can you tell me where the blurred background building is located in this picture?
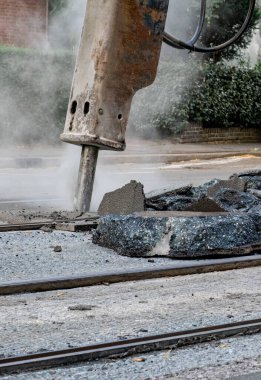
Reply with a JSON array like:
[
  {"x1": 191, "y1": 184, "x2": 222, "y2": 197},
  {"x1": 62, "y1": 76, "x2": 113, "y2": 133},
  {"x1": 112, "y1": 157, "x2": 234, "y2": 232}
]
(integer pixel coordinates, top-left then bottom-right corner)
[{"x1": 0, "y1": 0, "x2": 48, "y2": 48}]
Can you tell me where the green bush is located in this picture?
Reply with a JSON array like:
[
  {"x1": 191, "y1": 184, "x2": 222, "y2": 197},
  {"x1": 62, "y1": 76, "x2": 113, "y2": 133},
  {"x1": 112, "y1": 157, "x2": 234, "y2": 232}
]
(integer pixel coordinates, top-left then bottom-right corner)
[
  {"x1": 0, "y1": 46, "x2": 74, "y2": 144},
  {"x1": 187, "y1": 62, "x2": 261, "y2": 128},
  {"x1": 131, "y1": 60, "x2": 261, "y2": 137}
]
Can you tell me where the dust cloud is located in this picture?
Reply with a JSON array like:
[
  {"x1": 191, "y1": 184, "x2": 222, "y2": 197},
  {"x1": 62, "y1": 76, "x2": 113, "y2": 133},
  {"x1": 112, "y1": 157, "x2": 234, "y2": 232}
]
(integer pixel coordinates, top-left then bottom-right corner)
[
  {"x1": 0, "y1": 1, "x2": 219, "y2": 211},
  {"x1": 61, "y1": 0, "x2": 203, "y2": 211}
]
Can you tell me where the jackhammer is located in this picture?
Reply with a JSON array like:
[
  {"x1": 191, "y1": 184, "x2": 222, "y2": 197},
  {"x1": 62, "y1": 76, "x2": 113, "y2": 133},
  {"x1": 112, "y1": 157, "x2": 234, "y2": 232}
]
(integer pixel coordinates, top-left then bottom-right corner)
[{"x1": 60, "y1": 0, "x2": 256, "y2": 212}]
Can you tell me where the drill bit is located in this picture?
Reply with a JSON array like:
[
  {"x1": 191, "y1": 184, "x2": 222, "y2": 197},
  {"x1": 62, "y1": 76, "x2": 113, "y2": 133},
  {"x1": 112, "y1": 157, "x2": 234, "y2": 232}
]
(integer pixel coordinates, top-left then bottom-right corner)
[{"x1": 74, "y1": 145, "x2": 99, "y2": 212}]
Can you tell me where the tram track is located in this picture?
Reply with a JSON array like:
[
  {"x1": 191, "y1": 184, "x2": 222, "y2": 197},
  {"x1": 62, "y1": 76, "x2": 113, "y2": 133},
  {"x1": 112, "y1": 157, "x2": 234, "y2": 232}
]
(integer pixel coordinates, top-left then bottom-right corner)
[
  {"x1": 1, "y1": 254, "x2": 261, "y2": 296},
  {"x1": 0, "y1": 218, "x2": 98, "y2": 233},
  {"x1": 0, "y1": 318, "x2": 260, "y2": 375}
]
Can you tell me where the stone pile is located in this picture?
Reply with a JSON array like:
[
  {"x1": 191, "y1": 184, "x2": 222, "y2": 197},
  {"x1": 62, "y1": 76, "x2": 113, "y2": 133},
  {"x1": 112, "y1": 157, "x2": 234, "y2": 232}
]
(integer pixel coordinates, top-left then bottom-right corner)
[{"x1": 93, "y1": 171, "x2": 261, "y2": 258}]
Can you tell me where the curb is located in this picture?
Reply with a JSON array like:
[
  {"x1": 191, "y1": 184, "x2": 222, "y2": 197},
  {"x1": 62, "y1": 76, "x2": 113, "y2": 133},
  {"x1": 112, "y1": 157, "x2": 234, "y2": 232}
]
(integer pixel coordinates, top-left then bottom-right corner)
[
  {"x1": 0, "y1": 152, "x2": 260, "y2": 169},
  {"x1": 99, "y1": 152, "x2": 261, "y2": 165}
]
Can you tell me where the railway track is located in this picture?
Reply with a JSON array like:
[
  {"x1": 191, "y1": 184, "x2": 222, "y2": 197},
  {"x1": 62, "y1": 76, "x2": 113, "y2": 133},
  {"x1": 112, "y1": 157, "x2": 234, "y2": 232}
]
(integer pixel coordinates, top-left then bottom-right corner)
[
  {"x1": 0, "y1": 318, "x2": 260, "y2": 375},
  {"x1": 1, "y1": 221, "x2": 261, "y2": 376},
  {"x1": 1, "y1": 218, "x2": 260, "y2": 297},
  {"x1": 0, "y1": 218, "x2": 98, "y2": 232},
  {"x1": 1, "y1": 254, "x2": 261, "y2": 296}
]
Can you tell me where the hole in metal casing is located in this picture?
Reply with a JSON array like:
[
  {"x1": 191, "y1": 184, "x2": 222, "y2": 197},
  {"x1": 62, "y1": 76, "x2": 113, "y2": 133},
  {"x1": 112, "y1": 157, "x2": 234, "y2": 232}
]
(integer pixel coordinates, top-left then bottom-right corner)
[
  {"x1": 84, "y1": 101, "x2": 90, "y2": 115},
  {"x1": 70, "y1": 100, "x2": 77, "y2": 114}
]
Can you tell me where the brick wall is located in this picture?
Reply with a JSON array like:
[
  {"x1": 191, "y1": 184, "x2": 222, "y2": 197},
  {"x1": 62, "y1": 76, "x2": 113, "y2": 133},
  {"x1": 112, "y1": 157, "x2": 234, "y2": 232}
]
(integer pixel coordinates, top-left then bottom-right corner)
[
  {"x1": 0, "y1": 0, "x2": 48, "y2": 48},
  {"x1": 177, "y1": 123, "x2": 261, "y2": 144}
]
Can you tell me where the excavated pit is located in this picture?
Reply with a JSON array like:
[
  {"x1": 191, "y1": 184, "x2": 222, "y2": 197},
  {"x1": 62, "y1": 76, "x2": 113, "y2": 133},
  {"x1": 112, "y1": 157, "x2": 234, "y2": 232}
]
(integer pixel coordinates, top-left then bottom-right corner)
[{"x1": 93, "y1": 171, "x2": 261, "y2": 258}]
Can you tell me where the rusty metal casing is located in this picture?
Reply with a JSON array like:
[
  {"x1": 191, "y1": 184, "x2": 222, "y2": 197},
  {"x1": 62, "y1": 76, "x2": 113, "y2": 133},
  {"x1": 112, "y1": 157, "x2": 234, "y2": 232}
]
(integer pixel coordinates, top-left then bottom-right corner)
[{"x1": 61, "y1": 0, "x2": 169, "y2": 151}]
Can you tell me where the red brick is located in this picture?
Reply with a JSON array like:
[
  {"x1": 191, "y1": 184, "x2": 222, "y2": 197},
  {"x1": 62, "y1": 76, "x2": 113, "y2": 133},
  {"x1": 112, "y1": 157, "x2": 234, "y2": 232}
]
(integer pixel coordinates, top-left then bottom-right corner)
[
  {"x1": 175, "y1": 123, "x2": 261, "y2": 144},
  {"x1": 0, "y1": 0, "x2": 48, "y2": 48}
]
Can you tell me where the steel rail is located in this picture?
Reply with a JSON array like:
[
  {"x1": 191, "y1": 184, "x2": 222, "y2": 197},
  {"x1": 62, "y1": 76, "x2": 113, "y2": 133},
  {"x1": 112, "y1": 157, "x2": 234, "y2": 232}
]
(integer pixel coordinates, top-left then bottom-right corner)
[
  {"x1": 1, "y1": 254, "x2": 261, "y2": 296},
  {"x1": 0, "y1": 221, "x2": 55, "y2": 232},
  {"x1": 1, "y1": 318, "x2": 261, "y2": 375},
  {"x1": 0, "y1": 217, "x2": 98, "y2": 233}
]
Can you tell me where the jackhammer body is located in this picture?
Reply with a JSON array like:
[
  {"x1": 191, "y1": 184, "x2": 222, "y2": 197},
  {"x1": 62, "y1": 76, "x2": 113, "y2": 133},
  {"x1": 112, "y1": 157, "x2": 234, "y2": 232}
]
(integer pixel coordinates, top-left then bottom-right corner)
[{"x1": 61, "y1": 0, "x2": 169, "y2": 212}]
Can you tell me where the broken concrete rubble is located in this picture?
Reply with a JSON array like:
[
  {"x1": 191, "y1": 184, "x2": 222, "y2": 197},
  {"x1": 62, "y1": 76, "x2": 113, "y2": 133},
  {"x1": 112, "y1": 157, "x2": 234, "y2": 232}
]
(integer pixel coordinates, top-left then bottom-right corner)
[
  {"x1": 144, "y1": 179, "x2": 245, "y2": 212},
  {"x1": 93, "y1": 212, "x2": 261, "y2": 258},
  {"x1": 206, "y1": 177, "x2": 245, "y2": 197},
  {"x1": 212, "y1": 188, "x2": 260, "y2": 213},
  {"x1": 98, "y1": 180, "x2": 145, "y2": 216},
  {"x1": 147, "y1": 194, "x2": 198, "y2": 211},
  {"x1": 184, "y1": 197, "x2": 226, "y2": 213},
  {"x1": 230, "y1": 170, "x2": 261, "y2": 190},
  {"x1": 146, "y1": 185, "x2": 198, "y2": 211},
  {"x1": 248, "y1": 189, "x2": 261, "y2": 199},
  {"x1": 249, "y1": 203, "x2": 261, "y2": 215},
  {"x1": 93, "y1": 171, "x2": 261, "y2": 258}
]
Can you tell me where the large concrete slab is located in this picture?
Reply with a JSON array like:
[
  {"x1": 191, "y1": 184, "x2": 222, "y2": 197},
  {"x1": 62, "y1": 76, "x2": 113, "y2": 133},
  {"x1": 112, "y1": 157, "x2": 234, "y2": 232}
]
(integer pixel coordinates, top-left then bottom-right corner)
[{"x1": 93, "y1": 211, "x2": 261, "y2": 258}]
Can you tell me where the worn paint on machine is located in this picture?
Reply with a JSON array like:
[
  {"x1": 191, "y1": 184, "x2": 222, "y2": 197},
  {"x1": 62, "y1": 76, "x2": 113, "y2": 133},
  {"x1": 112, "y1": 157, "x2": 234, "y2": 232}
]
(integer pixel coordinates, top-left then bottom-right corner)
[{"x1": 61, "y1": 0, "x2": 169, "y2": 151}]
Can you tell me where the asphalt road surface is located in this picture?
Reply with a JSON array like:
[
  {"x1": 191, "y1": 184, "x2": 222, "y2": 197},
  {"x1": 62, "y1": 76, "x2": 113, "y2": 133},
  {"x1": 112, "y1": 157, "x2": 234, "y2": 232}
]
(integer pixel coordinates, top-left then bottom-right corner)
[{"x1": 0, "y1": 152, "x2": 260, "y2": 211}]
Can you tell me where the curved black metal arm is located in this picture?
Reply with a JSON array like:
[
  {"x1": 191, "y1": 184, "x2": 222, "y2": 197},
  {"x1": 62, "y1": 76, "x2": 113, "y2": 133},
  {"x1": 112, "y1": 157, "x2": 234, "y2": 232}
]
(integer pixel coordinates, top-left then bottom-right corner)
[{"x1": 163, "y1": 0, "x2": 256, "y2": 53}]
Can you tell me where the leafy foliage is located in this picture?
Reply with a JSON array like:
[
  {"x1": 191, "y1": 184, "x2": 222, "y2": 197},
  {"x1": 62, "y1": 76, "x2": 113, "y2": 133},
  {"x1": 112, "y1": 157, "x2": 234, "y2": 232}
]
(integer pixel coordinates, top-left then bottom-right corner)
[
  {"x1": 131, "y1": 60, "x2": 261, "y2": 137},
  {"x1": 187, "y1": 62, "x2": 261, "y2": 127}
]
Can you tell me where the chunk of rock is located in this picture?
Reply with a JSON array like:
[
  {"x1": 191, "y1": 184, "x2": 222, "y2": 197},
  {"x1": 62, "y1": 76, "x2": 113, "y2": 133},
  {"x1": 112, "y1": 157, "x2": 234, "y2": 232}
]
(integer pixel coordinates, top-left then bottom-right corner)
[
  {"x1": 53, "y1": 246, "x2": 62, "y2": 252},
  {"x1": 230, "y1": 170, "x2": 261, "y2": 190},
  {"x1": 249, "y1": 203, "x2": 261, "y2": 215},
  {"x1": 98, "y1": 181, "x2": 145, "y2": 216},
  {"x1": 212, "y1": 189, "x2": 260, "y2": 212},
  {"x1": 191, "y1": 179, "x2": 220, "y2": 198},
  {"x1": 206, "y1": 177, "x2": 245, "y2": 198},
  {"x1": 146, "y1": 195, "x2": 199, "y2": 211},
  {"x1": 145, "y1": 181, "x2": 233, "y2": 211},
  {"x1": 189, "y1": 178, "x2": 244, "y2": 200},
  {"x1": 247, "y1": 189, "x2": 261, "y2": 199},
  {"x1": 146, "y1": 185, "x2": 194, "y2": 200},
  {"x1": 184, "y1": 196, "x2": 226, "y2": 212},
  {"x1": 251, "y1": 212, "x2": 261, "y2": 232},
  {"x1": 145, "y1": 185, "x2": 197, "y2": 211},
  {"x1": 93, "y1": 212, "x2": 261, "y2": 258}
]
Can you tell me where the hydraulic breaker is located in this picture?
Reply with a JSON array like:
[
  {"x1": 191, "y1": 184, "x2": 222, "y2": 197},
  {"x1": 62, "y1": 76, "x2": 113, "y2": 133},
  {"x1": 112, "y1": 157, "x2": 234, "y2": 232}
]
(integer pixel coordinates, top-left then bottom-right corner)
[{"x1": 61, "y1": 0, "x2": 169, "y2": 212}]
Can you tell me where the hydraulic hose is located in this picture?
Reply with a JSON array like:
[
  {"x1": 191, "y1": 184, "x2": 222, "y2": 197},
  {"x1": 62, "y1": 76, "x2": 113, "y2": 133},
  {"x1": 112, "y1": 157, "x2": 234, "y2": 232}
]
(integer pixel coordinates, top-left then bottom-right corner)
[
  {"x1": 166, "y1": 0, "x2": 206, "y2": 49},
  {"x1": 187, "y1": 0, "x2": 206, "y2": 46},
  {"x1": 163, "y1": 0, "x2": 256, "y2": 53}
]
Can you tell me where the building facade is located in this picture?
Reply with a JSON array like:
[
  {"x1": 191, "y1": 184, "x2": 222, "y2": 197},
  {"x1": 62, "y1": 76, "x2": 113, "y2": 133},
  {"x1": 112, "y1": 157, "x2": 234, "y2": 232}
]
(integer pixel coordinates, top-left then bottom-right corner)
[{"x1": 0, "y1": 0, "x2": 48, "y2": 48}]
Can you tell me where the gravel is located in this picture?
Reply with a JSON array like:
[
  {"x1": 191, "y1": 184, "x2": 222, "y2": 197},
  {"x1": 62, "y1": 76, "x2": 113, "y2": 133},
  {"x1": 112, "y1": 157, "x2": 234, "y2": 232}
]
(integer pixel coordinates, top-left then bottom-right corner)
[
  {"x1": 0, "y1": 230, "x2": 174, "y2": 282},
  {"x1": 0, "y1": 230, "x2": 254, "y2": 283},
  {"x1": 0, "y1": 234, "x2": 260, "y2": 379},
  {"x1": 0, "y1": 267, "x2": 260, "y2": 359}
]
